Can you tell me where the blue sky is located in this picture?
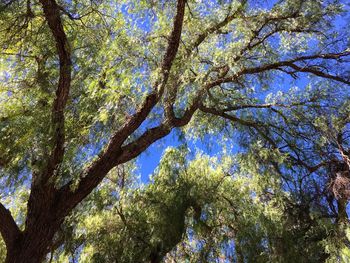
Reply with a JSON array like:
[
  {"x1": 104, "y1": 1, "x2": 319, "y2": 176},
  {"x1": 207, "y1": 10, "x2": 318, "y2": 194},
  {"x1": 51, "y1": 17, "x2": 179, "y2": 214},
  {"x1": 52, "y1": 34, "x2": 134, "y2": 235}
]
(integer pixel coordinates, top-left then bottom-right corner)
[
  {"x1": 132, "y1": 0, "x2": 350, "y2": 183},
  {"x1": 137, "y1": 128, "x2": 226, "y2": 182}
]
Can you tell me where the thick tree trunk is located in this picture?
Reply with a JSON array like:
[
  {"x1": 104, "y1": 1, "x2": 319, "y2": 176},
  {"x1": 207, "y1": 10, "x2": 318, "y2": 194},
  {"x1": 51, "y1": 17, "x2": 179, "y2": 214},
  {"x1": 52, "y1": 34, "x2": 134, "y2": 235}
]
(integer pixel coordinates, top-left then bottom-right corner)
[
  {"x1": 4, "y1": 218, "x2": 58, "y2": 263},
  {"x1": 3, "y1": 182, "x2": 62, "y2": 263},
  {"x1": 4, "y1": 217, "x2": 61, "y2": 263},
  {"x1": 5, "y1": 236, "x2": 50, "y2": 263}
]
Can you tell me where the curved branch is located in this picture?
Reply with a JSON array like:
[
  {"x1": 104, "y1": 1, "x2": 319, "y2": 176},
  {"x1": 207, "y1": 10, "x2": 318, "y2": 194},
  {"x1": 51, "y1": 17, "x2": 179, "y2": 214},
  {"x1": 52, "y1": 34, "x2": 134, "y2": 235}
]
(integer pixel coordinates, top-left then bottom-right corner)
[
  {"x1": 213, "y1": 52, "x2": 350, "y2": 86},
  {"x1": 286, "y1": 63, "x2": 350, "y2": 85},
  {"x1": 199, "y1": 104, "x2": 260, "y2": 127},
  {"x1": 160, "y1": 0, "x2": 187, "y2": 84},
  {"x1": 39, "y1": 0, "x2": 72, "y2": 181},
  {"x1": 118, "y1": 99, "x2": 200, "y2": 164}
]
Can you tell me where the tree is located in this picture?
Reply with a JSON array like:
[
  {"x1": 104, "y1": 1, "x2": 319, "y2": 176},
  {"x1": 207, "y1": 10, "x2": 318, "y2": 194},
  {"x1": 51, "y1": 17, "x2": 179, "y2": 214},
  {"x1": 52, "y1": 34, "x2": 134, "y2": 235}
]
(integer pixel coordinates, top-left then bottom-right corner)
[{"x1": 0, "y1": 0, "x2": 349, "y2": 262}]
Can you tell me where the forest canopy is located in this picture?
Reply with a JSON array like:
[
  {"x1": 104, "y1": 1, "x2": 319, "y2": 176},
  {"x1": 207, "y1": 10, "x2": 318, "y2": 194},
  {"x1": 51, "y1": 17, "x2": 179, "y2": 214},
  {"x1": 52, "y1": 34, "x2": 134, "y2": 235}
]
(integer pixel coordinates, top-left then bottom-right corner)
[{"x1": 0, "y1": 0, "x2": 350, "y2": 262}]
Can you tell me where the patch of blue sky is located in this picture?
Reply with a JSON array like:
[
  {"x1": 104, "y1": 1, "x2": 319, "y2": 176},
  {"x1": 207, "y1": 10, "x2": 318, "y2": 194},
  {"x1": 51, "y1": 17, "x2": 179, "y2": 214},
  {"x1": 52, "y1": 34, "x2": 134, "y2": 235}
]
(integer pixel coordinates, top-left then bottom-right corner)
[
  {"x1": 136, "y1": 123, "x2": 235, "y2": 182},
  {"x1": 248, "y1": 0, "x2": 280, "y2": 11},
  {"x1": 120, "y1": 2, "x2": 155, "y2": 33}
]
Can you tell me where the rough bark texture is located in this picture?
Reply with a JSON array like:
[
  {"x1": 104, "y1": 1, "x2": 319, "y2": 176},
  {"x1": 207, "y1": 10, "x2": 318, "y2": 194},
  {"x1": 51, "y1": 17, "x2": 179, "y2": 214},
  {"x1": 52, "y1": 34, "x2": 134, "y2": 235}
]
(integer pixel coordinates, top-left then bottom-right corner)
[{"x1": 5, "y1": 224, "x2": 58, "y2": 263}]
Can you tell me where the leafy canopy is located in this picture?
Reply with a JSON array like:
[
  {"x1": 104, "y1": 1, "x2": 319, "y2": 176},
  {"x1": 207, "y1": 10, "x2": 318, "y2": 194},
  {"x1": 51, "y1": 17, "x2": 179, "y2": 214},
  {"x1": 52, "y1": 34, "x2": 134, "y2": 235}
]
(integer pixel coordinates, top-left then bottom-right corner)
[{"x1": 0, "y1": 0, "x2": 350, "y2": 262}]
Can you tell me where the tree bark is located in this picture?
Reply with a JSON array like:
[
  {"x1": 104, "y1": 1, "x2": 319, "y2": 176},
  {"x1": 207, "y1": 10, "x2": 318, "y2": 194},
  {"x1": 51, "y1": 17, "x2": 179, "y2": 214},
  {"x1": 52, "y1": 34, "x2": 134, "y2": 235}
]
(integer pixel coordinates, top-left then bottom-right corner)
[
  {"x1": 4, "y1": 188, "x2": 62, "y2": 263},
  {"x1": 4, "y1": 212, "x2": 62, "y2": 263},
  {"x1": 5, "y1": 231, "x2": 53, "y2": 263}
]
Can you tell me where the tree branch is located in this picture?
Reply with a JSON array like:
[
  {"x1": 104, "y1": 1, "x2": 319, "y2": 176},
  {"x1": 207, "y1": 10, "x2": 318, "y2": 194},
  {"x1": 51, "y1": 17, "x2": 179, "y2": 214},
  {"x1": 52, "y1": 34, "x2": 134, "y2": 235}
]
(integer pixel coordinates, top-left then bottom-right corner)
[
  {"x1": 56, "y1": 99, "x2": 198, "y2": 217},
  {"x1": 39, "y1": 0, "x2": 72, "y2": 181},
  {"x1": 55, "y1": 0, "x2": 187, "y2": 217},
  {"x1": 199, "y1": 104, "x2": 261, "y2": 127},
  {"x1": 118, "y1": 99, "x2": 200, "y2": 164},
  {"x1": 212, "y1": 52, "x2": 350, "y2": 86},
  {"x1": 286, "y1": 63, "x2": 350, "y2": 85},
  {"x1": 188, "y1": 0, "x2": 247, "y2": 53},
  {"x1": 220, "y1": 102, "x2": 307, "y2": 112},
  {"x1": 0, "y1": 202, "x2": 20, "y2": 249},
  {"x1": 21, "y1": 0, "x2": 72, "y2": 241}
]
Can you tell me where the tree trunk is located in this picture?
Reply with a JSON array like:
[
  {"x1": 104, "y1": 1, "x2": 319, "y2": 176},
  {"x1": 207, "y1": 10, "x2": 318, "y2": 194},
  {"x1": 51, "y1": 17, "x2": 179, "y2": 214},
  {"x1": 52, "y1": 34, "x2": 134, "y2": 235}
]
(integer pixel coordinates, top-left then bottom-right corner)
[
  {"x1": 5, "y1": 221, "x2": 58, "y2": 263},
  {"x1": 4, "y1": 224, "x2": 59, "y2": 263},
  {"x1": 4, "y1": 183, "x2": 63, "y2": 263},
  {"x1": 5, "y1": 238, "x2": 50, "y2": 263}
]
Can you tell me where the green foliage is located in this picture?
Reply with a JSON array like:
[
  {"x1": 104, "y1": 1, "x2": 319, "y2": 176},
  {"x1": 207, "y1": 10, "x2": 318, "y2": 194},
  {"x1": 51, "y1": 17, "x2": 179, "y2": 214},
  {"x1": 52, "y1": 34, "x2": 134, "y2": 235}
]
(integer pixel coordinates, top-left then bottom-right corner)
[
  {"x1": 46, "y1": 146, "x2": 343, "y2": 262},
  {"x1": 0, "y1": 0, "x2": 349, "y2": 262}
]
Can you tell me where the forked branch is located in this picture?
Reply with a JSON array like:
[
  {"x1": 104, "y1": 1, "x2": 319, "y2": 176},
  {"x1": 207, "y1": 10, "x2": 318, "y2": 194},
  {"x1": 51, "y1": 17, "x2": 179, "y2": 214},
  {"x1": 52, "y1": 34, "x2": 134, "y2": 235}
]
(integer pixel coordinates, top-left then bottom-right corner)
[{"x1": 56, "y1": 0, "x2": 187, "y2": 216}]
